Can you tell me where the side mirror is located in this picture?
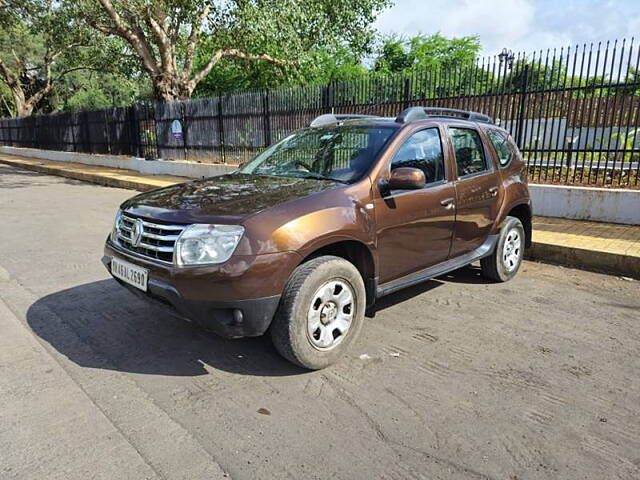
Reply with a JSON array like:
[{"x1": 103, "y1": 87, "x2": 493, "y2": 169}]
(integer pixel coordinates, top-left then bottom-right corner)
[{"x1": 380, "y1": 167, "x2": 426, "y2": 196}]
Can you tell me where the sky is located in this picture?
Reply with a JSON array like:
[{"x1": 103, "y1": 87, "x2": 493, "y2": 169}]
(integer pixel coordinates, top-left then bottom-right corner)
[{"x1": 375, "y1": 0, "x2": 640, "y2": 57}]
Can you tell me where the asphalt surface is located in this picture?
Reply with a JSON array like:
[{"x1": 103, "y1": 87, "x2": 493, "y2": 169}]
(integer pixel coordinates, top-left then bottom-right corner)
[{"x1": 1, "y1": 163, "x2": 639, "y2": 480}]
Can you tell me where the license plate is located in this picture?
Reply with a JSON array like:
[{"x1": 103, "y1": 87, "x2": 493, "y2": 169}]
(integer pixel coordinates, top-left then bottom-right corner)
[{"x1": 111, "y1": 258, "x2": 148, "y2": 292}]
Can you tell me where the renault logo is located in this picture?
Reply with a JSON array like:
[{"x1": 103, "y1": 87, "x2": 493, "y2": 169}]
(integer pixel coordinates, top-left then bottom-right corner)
[{"x1": 131, "y1": 218, "x2": 144, "y2": 247}]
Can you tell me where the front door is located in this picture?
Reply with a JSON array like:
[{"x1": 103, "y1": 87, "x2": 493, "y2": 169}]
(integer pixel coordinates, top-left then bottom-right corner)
[
  {"x1": 374, "y1": 127, "x2": 456, "y2": 284},
  {"x1": 447, "y1": 126, "x2": 502, "y2": 257}
]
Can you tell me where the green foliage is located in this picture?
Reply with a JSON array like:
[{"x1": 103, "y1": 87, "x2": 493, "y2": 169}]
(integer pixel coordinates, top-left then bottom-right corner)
[
  {"x1": 53, "y1": 37, "x2": 153, "y2": 112},
  {"x1": 194, "y1": 46, "x2": 368, "y2": 96},
  {"x1": 617, "y1": 68, "x2": 640, "y2": 96},
  {"x1": 71, "y1": 0, "x2": 390, "y2": 100},
  {"x1": 0, "y1": 1, "x2": 152, "y2": 115},
  {"x1": 501, "y1": 59, "x2": 567, "y2": 93},
  {"x1": 0, "y1": 0, "x2": 99, "y2": 115},
  {"x1": 611, "y1": 128, "x2": 639, "y2": 163},
  {"x1": 0, "y1": 81, "x2": 15, "y2": 117},
  {"x1": 60, "y1": 73, "x2": 151, "y2": 111},
  {"x1": 503, "y1": 59, "x2": 640, "y2": 98},
  {"x1": 373, "y1": 33, "x2": 481, "y2": 74},
  {"x1": 365, "y1": 33, "x2": 486, "y2": 99},
  {"x1": 4, "y1": 1, "x2": 635, "y2": 118},
  {"x1": 0, "y1": 19, "x2": 48, "y2": 94}
]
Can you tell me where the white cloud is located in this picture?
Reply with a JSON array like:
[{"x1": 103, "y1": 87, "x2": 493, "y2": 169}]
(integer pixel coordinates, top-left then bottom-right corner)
[
  {"x1": 375, "y1": 0, "x2": 535, "y2": 54},
  {"x1": 375, "y1": 0, "x2": 640, "y2": 56}
]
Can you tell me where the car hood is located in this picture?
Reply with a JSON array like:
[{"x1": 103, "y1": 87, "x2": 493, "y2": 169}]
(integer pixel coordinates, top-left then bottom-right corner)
[{"x1": 121, "y1": 173, "x2": 341, "y2": 224}]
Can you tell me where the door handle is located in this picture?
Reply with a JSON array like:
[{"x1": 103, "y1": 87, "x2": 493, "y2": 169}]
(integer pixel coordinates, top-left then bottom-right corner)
[
  {"x1": 440, "y1": 197, "x2": 455, "y2": 208},
  {"x1": 488, "y1": 187, "x2": 499, "y2": 197}
]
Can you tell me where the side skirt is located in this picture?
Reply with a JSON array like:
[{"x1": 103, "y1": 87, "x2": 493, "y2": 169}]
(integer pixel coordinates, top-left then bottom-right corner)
[{"x1": 375, "y1": 235, "x2": 499, "y2": 298}]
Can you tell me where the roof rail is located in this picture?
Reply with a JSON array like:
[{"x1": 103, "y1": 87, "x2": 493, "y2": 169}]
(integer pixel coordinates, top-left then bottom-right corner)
[
  {"x1": 396, "y1": 107, "x2": 493, "y2": 124},
  {"x1": 309, "y1": 113, "x2": 379, "y2": 128}
]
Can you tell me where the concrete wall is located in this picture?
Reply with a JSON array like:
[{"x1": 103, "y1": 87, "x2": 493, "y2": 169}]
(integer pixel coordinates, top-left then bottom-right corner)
[
  {"x1": 530, "y1": 184, "x2": 640, "y2": 225},
  {"x1": 0, "y1": 146, "x2": 237, "y2": 179}
]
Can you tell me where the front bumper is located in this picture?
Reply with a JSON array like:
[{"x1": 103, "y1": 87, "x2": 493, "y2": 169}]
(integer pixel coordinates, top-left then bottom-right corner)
[{"x1": 103, "y1": 241, "x2": 301, "y2": 338}]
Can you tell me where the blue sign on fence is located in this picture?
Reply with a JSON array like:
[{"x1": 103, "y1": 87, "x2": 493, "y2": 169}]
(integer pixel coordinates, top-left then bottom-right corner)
[{"x1": 171, "y1": 119, "x2": 183, "y2": 140}]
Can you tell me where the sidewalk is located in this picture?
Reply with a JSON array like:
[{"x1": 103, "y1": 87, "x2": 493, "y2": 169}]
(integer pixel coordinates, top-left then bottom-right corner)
[
  {"x1": 1, "y1": 153, "x2": 639, "y2": 278},
  {"x1": 529, "y1": 217, "x2": 639, "y2": 279},
  {"x1": 0, "y1": 154, "x2": 185, "y2": 191}
]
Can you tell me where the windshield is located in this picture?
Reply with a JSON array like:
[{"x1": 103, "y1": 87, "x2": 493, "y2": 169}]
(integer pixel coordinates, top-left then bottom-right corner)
[{"x1": 239, "y1": 125, "x2": 396, "y2": 183}]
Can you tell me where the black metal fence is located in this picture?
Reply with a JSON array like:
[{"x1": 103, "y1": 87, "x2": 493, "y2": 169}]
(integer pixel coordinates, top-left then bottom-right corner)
[{"x1": 1, "y1": 38, "x2": 640, "y2": 187}]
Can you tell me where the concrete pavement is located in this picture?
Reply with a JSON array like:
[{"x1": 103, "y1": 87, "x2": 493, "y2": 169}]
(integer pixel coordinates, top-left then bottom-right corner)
[{"x1": 1, "y1": 153, "x2": 639, "y2": 278}]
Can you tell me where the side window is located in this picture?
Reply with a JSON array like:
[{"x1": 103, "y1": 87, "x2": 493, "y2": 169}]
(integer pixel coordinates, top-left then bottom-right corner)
[
  {"x1": 391, "y1": 128, "x2": 445, "y2": 184},
  {"x1": 487, "y1": 129, "x2": 513, "y2": 167},
  {"x1": 449, "y1": 127, "x2": 489, "y2": 178}
]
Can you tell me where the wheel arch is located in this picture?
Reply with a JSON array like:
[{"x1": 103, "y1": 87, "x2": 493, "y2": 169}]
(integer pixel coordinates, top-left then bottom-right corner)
[
  {"x1": 298, "y1": 239, "x2": 377, "y2": 308},
  {"x1": 505, "y1": 202, "x2": 532, "y2": 248}
]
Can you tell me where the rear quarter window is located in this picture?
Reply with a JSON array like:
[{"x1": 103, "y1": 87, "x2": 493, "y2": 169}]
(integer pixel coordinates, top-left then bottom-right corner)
[{"x1": 487, "y1": 129, "x2": 515, "y2": 167}]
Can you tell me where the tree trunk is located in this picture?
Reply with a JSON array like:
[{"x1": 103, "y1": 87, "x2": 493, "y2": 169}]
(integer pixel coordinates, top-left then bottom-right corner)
[
  {"x1": 10, "y1": 88, "x2": 34, "y2": 118},
  {"x1": 15, "y1": 102, "x2": 34, "y2": 117},
  {"x1": 153, "y1": 75, "x2": 196, "y2": 102}
]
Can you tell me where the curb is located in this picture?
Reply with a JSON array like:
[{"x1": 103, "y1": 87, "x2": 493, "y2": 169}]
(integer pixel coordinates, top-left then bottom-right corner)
[
  {"x1": 0, "y1": 157, "x2": 181, "y2": 191},
  {"x1": 0, "y1": 145, "x2": 237, "y2": 179},
  {"x1": 2, "y1": 155, "x2": 637, "y2": 279},
  {"x1": 526, "y1": 242, "x2": 639, "y2": 279}
]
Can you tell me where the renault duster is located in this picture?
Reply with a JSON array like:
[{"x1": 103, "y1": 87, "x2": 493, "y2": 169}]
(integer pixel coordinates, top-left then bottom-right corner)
[{"x1": 103, "y1": 106, "x2": 532, "y2": 369}]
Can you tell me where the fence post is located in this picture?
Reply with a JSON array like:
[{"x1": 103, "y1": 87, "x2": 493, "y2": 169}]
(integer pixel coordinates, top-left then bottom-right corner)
[
  {"x1": 321, "y1": 84, "x2": 329, "y2": 112},
  {"x1": 403, "y1": 76, "x2": 413, "y2": 108},
  {"x1": 322, "y1": 82, "x2": 335, "y2": 113},
  {"x1": 263, "y1": 89, "x2": 271, "y2": 147},
  {"x1": 104, "y1": 110, "x2": 111, "y2": 154},
  {"x1": 68, "y1": 113, "x2": 75, "y2": 152},
  {"x1": 81, "y1": 111, "x2": 90, "y2": 153},
  {"x1": 329, "y1": 81, "x2": 336, "y2": 113},
  {"x1": 566, "y1": 137, "x2": 574, "y2": 169},
  {"x1": 6, "y1": 119, "x2": 12, "y2": 147},
  {"x1": 180, "y1": 102, "x2": 188, "y2": 160},
  {"x1": 217, "y1": 96, "x2": 226, "y2": 164},
  {"x1": 124, "y1": 106, "x2": 135, "y2": 157},
  {"x1": 516, "y1": 64, "x2": 530, "y2": 148}
]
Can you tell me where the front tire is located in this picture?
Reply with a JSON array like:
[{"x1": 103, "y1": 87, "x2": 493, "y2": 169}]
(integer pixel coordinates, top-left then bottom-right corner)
[
  {"x1": 270, "y1": 255, "x2": 366, "y2": 370},
  {"x1": 481, "y1": 216, "x2": 525, "y2": 282}
]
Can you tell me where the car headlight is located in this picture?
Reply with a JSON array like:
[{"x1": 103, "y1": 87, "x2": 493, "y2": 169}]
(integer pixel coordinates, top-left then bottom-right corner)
[
  {"x1": 111, "y1": 209, "x2": 123, "y2": 243},
  {"x1": 175, "y1": 224, "x2": 245, "y2": 266}
]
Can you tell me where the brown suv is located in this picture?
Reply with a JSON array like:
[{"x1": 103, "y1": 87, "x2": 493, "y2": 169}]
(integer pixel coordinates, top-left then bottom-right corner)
[{"x1": 103, "y1": 107, "x2": 532, "y2": 369}]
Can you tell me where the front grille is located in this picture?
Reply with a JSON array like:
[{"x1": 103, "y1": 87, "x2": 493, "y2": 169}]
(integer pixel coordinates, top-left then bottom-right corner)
[{"x1": 115, "y1": 213, "x2": 186, "y2": 264}]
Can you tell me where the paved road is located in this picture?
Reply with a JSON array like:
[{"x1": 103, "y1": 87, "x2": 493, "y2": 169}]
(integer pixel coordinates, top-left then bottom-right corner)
[{"x1": 1, "y1": 163, "x2": 639, "y2": 480}]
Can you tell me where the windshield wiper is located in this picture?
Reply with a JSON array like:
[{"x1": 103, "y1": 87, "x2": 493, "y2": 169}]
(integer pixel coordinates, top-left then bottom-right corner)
[
  {"x1": 249, "y1": 171, "x2": 348, "y2": 184},
  {"x1": 292, "y1": 172, "x2": 348, "y2": 183}
]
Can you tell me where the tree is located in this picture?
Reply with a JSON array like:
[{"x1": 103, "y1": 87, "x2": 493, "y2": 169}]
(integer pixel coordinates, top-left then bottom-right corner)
[
  {"x1": 502, "y1": 58, "x2": 566, "y2": 93},
  {"x1": 373, "y1": 33, "x2": 481, "y2": 74},
  {"x1": 371, "y1": 33, "x2": 484, "y2": 98},
  {"x1": 609, "y1": 67, "x2": 640, "y2": 97},
  {"x1": 372, "y1": 36, "x2": 412, "y2": 73},
  {"x1": 193, "y1": 44, "x2": 368, "y2": 97},
  {"x1": 53, "y1": 37, "x2": 153, "y2": 111},
  {"x1": 0, "y1": 0, "x2": 91, "y2": 117},
  {"x1": 77, "y1": 0, "x2": 390, "y2": 102}
]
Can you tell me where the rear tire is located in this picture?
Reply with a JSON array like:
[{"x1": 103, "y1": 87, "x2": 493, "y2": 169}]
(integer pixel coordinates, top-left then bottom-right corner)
[
  {"x1": 270, "y1": 255, "x2": 366, "y2": 370},
  {"x1": 481, "y1": 216, "x2": 525, "y2": 282}
]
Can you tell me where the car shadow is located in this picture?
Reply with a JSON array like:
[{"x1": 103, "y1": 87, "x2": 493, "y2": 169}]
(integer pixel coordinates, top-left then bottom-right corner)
[
  {"x1": 437, "y1": 264, "x2": 493, "y2": 285},
  {"x1": 371, "y1": 264, "x2": 489, "y2": 313},
  {"x1": 27, "y1": 279, "x2": 307, "y2": 378},
  {"x1": 27, "y1": 266, "x2": 491, "y2": 378}
]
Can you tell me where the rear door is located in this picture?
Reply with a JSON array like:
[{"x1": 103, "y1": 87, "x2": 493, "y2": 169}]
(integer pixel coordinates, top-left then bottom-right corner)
[
  {"x1": 447, "y1": 125, "x2": 502, "y2": 257},
  {"x1": 374, "y1": 126, "x2": 456, "y2": 284}
]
